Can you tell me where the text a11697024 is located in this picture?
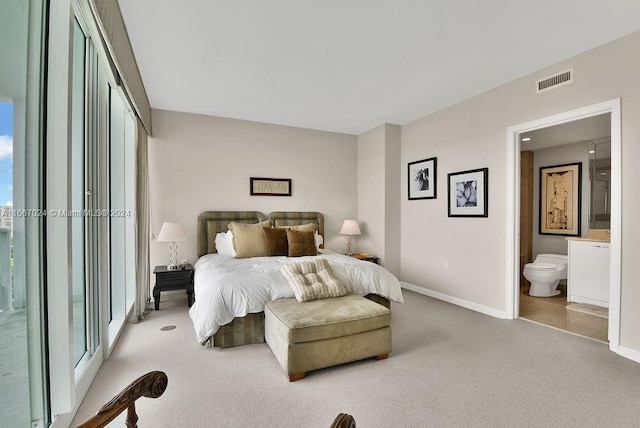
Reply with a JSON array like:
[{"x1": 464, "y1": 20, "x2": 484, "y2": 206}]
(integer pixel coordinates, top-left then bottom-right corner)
[{"x1": 3, "y1": 208, "x2": 132, "y2": 218}]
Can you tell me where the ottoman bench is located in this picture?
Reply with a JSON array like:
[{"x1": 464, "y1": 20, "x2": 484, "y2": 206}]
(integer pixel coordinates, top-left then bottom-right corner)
[{"x1": 265, "y1": 294, "x2": 391, "y2": 382}]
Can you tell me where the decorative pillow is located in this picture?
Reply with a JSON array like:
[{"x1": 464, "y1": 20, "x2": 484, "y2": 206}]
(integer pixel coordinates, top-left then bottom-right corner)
[
  {"x1": 280, "y1": 259, "x2": 348, "y2": 302},
  {"x1": 214, "y1": 231, "x2": 236, "y2": 257},
  {"x1": 276, "y1": 222, "x2": 318, "y2": 234},
  {"x1": 263, "y1": 227, "x2": 288, "y2": 256},
  {"x1": 314, "y1": 233, "x2": 324, "y2": 249},
  {"x1": 286, "y1": 229, "x2": 318, "y2": 257},
  {"x1": 228, "y1": 220, "x2": 271, "y2": 258},
  {"x1": 228, "y1": 219, "x2": 271, "y2": 231}
]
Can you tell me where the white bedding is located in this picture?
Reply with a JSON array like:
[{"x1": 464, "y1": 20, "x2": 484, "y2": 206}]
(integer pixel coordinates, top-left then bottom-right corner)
[{"x1": 188, "y1": 251, "x2": 404, "y2": 345}]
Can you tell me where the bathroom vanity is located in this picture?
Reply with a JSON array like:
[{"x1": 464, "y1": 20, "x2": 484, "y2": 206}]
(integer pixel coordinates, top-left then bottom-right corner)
[{"x1": 566, "y1": 237, "x2": 610, "y2": 308}]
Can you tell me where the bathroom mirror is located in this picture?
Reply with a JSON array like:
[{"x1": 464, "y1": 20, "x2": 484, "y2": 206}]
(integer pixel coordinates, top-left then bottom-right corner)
[{"x1": 588, "y1": 139, "x2": 611, "y2": 229}]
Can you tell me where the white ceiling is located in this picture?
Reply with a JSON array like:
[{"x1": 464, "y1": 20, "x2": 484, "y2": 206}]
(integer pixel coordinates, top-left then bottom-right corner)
[
  {"x1": 520, "y1": 113, "x2": 611, "y2": 151},
  {"x1": 118, "y1": 0, "x2": 640, "y2": 135}
]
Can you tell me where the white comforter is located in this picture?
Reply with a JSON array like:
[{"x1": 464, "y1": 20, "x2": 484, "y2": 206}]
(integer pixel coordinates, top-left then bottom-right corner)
[{"x1": 189, "y1": 251, "x2": 404, "y2": 345}]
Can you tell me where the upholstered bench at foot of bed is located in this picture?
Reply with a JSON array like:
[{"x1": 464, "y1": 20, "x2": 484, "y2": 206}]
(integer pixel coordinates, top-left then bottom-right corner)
[{"x1": 264, "y1": 294, "x2": 391, "y2": 382}]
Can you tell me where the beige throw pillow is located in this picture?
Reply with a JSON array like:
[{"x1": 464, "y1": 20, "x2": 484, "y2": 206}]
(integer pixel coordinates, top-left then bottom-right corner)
[
  {"x1": 228, "y1": 220, "x2": 271, "y2": 258},
  {"x1": 280, "y1": 259, "x2": 348, "y2": 302},
  {"x1": 276, "y1": 222, "x2": 318, "y2": 234}
]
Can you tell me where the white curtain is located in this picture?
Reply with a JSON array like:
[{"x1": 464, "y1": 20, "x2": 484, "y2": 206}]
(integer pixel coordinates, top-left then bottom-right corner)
[{"x1": 134, "y1": 118, "x2": 150, "y2": 321}]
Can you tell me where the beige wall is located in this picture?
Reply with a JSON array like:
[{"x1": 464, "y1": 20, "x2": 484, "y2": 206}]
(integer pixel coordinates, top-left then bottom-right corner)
[
  {"x1": 384, "y1": 124, "x2": 401, "y2": 276},
  {"x1": 148, "y1": 109, "x2": 358, "y2": 268},
  {"x1": 357, "y1": 125, "x2": 385, "y2": 257},
  {"x1": 400, "y1": 31, "x2": 640, "y2": 352},
  {"x1": 357, "y1": 124, "x2": 401, "y2": 276}
]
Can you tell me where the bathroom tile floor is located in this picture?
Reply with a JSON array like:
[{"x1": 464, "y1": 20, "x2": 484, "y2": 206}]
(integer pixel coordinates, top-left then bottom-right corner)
[{"x1": 519, "y1": 283, "x2": 609, "y2": 342}]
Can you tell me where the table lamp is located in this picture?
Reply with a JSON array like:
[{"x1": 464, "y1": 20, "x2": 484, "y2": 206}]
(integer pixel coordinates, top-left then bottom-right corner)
[
  {"x1": 339, "y1": 220, "x2": 361, "y2": 255},
  {"x1": 157, "y1": 222, "x2": 187, "y2": 270}
]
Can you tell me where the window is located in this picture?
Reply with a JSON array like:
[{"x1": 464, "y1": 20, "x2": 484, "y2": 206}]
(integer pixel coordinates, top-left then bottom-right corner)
[
  {"x1": 108, "y1": 86, "x2": 137, "y2": 344},
  {"x1": 0, "y1": 0, "x2": 48, "y2": 426},
  {"x1": 71, "y1": 18, "x2": 89, "y2": 369},
  {"x1": 46, "y1": 5, "x2": 140, "y2": 423}
]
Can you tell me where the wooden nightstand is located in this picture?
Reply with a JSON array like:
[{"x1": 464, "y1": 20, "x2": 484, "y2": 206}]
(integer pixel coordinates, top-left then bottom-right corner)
[
  {"x1": 153, "y1": 264, "x2": 194, "y2": 310},
  {"x1": 350, "y1": 253, "x2": 380, "y2": 264}
]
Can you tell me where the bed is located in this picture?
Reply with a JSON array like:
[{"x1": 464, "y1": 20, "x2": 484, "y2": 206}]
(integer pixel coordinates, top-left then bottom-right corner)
[{"x1": 189, "y1": 211, "x2": 404, "y2": 347}]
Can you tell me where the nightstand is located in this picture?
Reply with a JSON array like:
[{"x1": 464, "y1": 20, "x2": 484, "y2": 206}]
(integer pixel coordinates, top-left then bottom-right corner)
[
  {"x1": 350, "y1": 253, "x2": 380, "y2": 264},
  {"x1": 153, "y1": 264, "x2": 194, "y2": 310}
]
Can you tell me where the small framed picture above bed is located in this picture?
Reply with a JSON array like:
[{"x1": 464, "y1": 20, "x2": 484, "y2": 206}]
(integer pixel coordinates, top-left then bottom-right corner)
[
  {"x1": 250, "y1": 177, "x2": 292, "y2": 196},
  {"x1": 408, "y1": 157, "x2": 437, "y2": 200}
]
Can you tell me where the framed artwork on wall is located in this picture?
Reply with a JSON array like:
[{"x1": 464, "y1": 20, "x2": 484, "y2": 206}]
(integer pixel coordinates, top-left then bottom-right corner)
[
  {"x1": 250, "y1": 177, "x2": 292, "y2": 196},
  {"x1": 447, "y1": 168, "x2": 488, "y2": 217},
  {"x1": 408, "y1": 157, "x2": 437, "y2": 200},
  {"x1": 539, "y1": 162, "x2": 582, "y2": 236}
]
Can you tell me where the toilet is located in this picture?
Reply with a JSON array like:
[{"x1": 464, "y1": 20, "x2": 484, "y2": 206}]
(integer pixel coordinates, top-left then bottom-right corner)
[{"x1": 523, "y1": 254, "x2": 569, "y2": 297}]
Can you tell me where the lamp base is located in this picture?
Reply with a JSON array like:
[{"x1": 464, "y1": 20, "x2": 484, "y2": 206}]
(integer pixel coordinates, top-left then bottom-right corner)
[{"x1": 167, "y1": 264, "x2": 180, "y2": 270}]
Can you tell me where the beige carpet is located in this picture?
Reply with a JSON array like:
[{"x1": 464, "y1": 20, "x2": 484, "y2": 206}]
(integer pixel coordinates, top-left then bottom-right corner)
[
  {"x1": 71, "y1": 290, "x2": 640, "y2": 427},
  {"x1": 566, "y1": 303, "x2": 609, "y2": 319}
]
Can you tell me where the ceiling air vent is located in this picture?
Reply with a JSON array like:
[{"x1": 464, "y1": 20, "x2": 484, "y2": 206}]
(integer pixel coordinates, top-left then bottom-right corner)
[{"x1": 536, "y1": 68, "x2": 573, "y2": 93}]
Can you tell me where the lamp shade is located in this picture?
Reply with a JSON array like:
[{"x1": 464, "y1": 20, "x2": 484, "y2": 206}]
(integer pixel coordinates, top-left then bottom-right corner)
[
  {"x1": 157, "y1": 222, "x2": 187, "y2": 242},
  {"x1": 339, "y1": 220, "x2": 361, "y2": 236}
]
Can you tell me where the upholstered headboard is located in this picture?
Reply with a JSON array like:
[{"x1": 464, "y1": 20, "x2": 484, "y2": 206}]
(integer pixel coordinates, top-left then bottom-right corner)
[
  {"x1": 197, "y1": 211, "x2": 325, "y2": 257},
  {"x1": 267, "y1": 211, "x2": 324, "y2": 247},
  {"x1": 197, "y1": 211, "x2": 266, "y2": 257}
]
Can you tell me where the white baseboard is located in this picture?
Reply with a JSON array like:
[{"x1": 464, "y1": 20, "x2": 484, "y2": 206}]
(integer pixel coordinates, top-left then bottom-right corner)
[
  {"x1": 613, "y1": 345, "x2": 640, "y2": 364},
  {"x1": 400, "y1": 282, "x2": 510, "y2": 319}
]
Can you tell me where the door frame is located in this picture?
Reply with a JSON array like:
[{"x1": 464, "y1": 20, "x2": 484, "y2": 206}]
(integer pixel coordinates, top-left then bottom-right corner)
[{"x1": 505, "y1": 98, "x2": 621, "y2": 351}]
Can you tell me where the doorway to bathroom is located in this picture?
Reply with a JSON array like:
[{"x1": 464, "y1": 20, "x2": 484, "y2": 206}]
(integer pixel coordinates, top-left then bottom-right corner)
[{"x1": 505, "y1": 100, "x2": 621, "y2": 349}]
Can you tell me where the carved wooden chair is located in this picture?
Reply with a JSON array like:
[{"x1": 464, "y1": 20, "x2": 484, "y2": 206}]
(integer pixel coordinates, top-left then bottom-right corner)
[
  {"x1": 330, "y1": 413, "x2": 356, "y2": 428},
  {"x1": 75, "y1": 371, "x2": 168, "y2": 428}
]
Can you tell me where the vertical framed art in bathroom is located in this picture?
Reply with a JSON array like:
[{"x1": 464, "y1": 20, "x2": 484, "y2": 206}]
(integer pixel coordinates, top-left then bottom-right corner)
[{"x1": 539, "y1": 162, "x2": 582, "y2": 236}]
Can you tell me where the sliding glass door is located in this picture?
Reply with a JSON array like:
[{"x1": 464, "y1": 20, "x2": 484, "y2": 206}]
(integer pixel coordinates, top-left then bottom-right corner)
[
  {"x1": 109, "y1": 86, "x2": 137, "y2": 344},
  {"x1": 0, "y1": 1, "x2": 142, "y2": 424},
  {"x1": 0, "y1": 0, "x2": 48, "y2": 426},
  {"x1": 71, "y1": 18, "x2": 89, "y2": 370}
]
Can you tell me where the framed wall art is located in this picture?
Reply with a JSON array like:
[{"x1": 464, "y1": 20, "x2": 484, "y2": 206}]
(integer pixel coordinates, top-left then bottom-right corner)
[
  {"x1": 408, "y1": 157, "x2": 437, "y2": 200},
  {"x1": 539, "y1": 162, "x2": 581, "y2": 236},
  {"x1": 447, "y1": 168, "x2": 488, "y2": 217},
  {"x1": 250, "y1": 177, "x2": 292, "y2": 196}
]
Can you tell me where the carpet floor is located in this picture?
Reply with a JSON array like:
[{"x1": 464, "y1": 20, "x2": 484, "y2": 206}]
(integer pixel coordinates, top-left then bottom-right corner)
[{"x1": 71, "y1": 290, "x2": 640, "y2": 427}]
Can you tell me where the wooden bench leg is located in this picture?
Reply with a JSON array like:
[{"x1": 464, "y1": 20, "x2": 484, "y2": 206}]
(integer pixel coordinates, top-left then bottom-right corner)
[
  {"x1": 288, "y1": 372, "x2": 306, "y2": 382},
  {"x1": 376, "y1": 354, "x2": 388, "y2": 360}
]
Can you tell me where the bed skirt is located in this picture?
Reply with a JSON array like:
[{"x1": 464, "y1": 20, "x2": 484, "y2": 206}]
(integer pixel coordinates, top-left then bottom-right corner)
[
  {"x1": 210, "y1": 294, "x2": 390, "y2": 348},
  {"x1": 212, "y1": 312, "x2": 265, "y2": 347}
]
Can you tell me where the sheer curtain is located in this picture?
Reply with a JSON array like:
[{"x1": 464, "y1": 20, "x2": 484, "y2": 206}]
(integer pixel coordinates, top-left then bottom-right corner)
[
  {"x1": 88, "y1": 0, "x2": 153, "y2": 322},
  {"x1": 135, "y1": 118, "x2": 150, "y2": 322}
]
